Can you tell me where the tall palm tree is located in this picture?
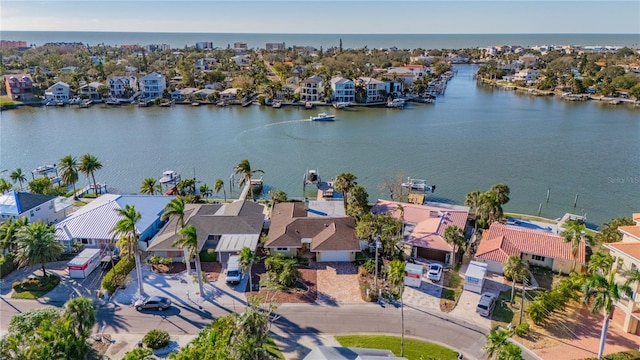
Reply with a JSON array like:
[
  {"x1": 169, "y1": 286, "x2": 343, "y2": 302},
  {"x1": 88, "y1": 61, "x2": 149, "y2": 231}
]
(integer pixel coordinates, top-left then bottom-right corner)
[
  {"x1": 561, "y1": 219, "x2": 587, "y2": 271},
  {"x1": 582, "y1": 271, "x2": 633, "y2": 359},
  {"x1": 161, "y1": 196, "x2": 190, "y2": 274},
  {"x1": 214, "y1": 179, "x2": 226, "y2": 202},
  {"x1": 490, "y1": 183, "x2": 511, "y2": 205},
  {"x1": 588, "y1": 252, "x2": 614, "y2": 276},
  {"x1": 480, "y1": 191, "x2": 503, "y2": 223},
  {"x1": 234, "y1": 159, "x2": 264, "y2": 199},
  {"x1": 140, "y1": 177, "x2": 161, "y2": 195},
  {"x1": 59, "y1": 155, "x2": 79, "y2": 198},
  {"x1": 483, "y1": 327, "x2": 512, "y2": 359},
  {"x1": 79, "y1": 153, "x2": 103, "y2": 196},
  {"x1": 15, "y1": 221, "x2": 63, "y2": 277},
  {"x1": 63, "y1": 297, "x2": 96, "y2": 339},
  {"x1": 503, "y1": 255, "x2": 529, "y2": 303},
  {"x1": 465, "y1": 190, "x2": 483, "y2": 231},
  {"x1": 239, "y1": 247, "x2": 259, "y2": 292},
  {"x1": 10, "y1": 168, "x2": 26, "y2": 190},
  {"x1": 387, "y1": 258, "x2": 406, "y2": 357},
  {"x1": 175, "y1": 225, "x2": 204, "y2": 297},
  {"x1": 443, "y1": 225, "x2": 466, "y2": 267},
  {"x1": 110, "y1": 204, "x2": 144, "y2": 295},
  {"x1": 334, "y1": 172, "x2": 357, "y2": 211},
  {"x1": 497, "y1": 343, "x2": 523, "y2": 360},
  {"x1": 0, "y1": 216, "x2": 29, "y2": 254},
  {"x1": 396, "y1": 204, "x2": 405, "y2": 240},
  {"x1": 199, "y1": 184, "x2": 211, "y2": 199}
]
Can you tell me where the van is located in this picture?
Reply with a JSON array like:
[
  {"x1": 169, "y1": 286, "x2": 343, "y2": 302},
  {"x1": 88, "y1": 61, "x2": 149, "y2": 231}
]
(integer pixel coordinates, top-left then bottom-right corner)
[
  {"x1": 476, "y1": 292, "x2": 497, "y2": 317},
  {"x1": 226, "y1": 255, "x2": 242, "y2": 285}
]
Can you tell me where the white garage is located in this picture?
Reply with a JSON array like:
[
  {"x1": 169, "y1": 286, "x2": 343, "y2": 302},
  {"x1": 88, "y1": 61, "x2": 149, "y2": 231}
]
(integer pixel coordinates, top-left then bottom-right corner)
[{"x1": 316, "y1": 250, "x2": 354, "y2": 262}]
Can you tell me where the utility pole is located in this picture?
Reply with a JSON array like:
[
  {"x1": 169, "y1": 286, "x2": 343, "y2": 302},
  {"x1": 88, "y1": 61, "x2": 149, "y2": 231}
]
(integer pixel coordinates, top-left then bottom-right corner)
[
  {"x1": 374, "y1": 236, "x2": 381, "y2": 294},
  {"x1": 520, "y1": 278, "x2": 527, "y2": 324}
]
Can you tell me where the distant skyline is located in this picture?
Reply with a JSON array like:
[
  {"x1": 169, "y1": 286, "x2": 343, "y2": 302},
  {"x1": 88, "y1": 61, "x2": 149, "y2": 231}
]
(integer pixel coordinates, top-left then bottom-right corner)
[{"x1": 1, "y1": 1, "x2": 639, "y2": 34}]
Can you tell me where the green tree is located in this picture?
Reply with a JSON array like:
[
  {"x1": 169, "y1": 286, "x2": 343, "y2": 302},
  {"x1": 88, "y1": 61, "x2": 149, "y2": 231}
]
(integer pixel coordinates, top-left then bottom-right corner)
[
  {"x1": 334, "y1": 172, "x2": 357, "y2": 211},
  {"x1": 497, "y1": 343, "x2": 523, "y2": 360},
  {"x1": 503, "y1": 255, "x2": 529, "y2": 303},
  {"x1": 582, "y1": 271, "x2": 633, "y2": 359},
  {"x1": 0, "y1": 216, "x2": 28, "y2": 253},
  {"x1": 268, "y1": 189, "x2": 288, "y2": 204},
  {"x1": 199, "y1": 184, "x2": 211, "y2": 199},
  {"x1": 387, "y1": 258, "x2": 406, "y2": 357},
  {"x1": 162, "y1": 196, "x2": 186, "y2": 232},
  {"x1": 234, "y1": 159, "x2": 264, "y2": 199},
  {"x1": 79, "y1": 153, "x2": 103, "y2": 196},
  {"x1": 239, "y1": 246, "x2": 259, "y2": 292},
  {"x1": 27, "y1": 177, "x2": 53, "y2": 195},
  {"x1": 59, "y1": 155, "x2": 79, "y2": 198},
  {"x1": 465, "y1": 190, "x2": 484, "y2": 232},
  {"x1": 588, "y1": 252, "x2": 614, "y2": 276},
  {"x1": 480, "y1": 190, "x2": 503, "y2": 223},
  {"x1": 490, "y1": 183, "x2": 510, "y2": 206},
  {"x1": 483, "y1": 327, "x2": 512, "y2": 359},
  {"x1": 214, "y1": 178, "x2": 227, "y2": 202},
  {"x1": 110, "y1": 204, "x2": 145, "y2": 295},
  {"x1": 10, "y1": 168, "x2": 26, "y2": 190},
  {"x1": 140, "y1": 177, "x2": 161, "y2": 195},
  {"x1": 63, "y1": 297, "x2": 96, "y2": 339},
  {"x1": 175, "y1": 225, "x2": 204, "y2": 297},
  {"x1": 444, "y1": 225, "x2": 466, "y2": 267},
  {"x1": 263, "y1": 253, "x2": 301, "y2": 289},
  {"x1": 561, "y1": 219, "x2": 588, "y2": 271},
  {"x1": 0, "y1": 178, "x2": 11, "y2": 193},
  {"x1": 346, "y1": 184, "x2": 369, "y2": 219},
  {"x1": 595, "y1": 217, "x2": 634, "y2": 244},
  {"x1": 15, "y1": 221, "x2": 63, "y2": 276},
  {"x1": 123, "y1": 347, "x2": 154, "y2": 360}
]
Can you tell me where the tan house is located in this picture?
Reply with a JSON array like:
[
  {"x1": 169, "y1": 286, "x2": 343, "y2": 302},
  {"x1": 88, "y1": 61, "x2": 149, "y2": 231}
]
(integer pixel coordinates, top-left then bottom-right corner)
[
  {"x1": 475, "y1": 222, "x2": 586, "y2": 275},
  {"x1": 265, "y1": 202, "x2": 360, "y2": 262},
  {"x1": 603, "y1": 213, "x2": 640, "y2": 334}
]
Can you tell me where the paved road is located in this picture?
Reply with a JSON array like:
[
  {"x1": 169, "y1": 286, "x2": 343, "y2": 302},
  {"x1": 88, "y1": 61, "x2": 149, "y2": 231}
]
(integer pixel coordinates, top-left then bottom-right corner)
[{"x1": 0, "y1": 298, "x2": 540, "y2": 360}]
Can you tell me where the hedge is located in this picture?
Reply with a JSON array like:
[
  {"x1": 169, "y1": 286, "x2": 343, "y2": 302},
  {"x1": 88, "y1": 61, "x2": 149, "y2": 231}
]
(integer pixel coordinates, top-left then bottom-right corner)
[
  {"x1": 0, "y1": 254, "x2": 17, "y2": 279},
  {"x1": 101, "y1": 256, "x2": 135, "y2": 294},
  {"x1": 199, "y1": 249, "x2": 217, "y2": 262}
]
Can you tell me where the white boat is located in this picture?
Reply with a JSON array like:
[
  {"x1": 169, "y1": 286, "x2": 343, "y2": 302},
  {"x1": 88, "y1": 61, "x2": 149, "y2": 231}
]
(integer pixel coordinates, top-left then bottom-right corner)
[
  {"x1": 304, "y1": 168, "x2": 320, "y2": 185},
  {"x1": 386, "y1": 98, "x2": 405, "y2": 108},
  {"x1": 191, "y1": 102, "x2": 200, "y2": 106},
  {"x1": 333, "y1": 102, "x2": 349, "y2": 109},
  {"x1": 272, "y1": 100, "x2": 282, "y2": 108},
  {"x1": 401, "y1": 178, "x2": 435, "y2": 193},
  {"x1": 159, "y1": 170, "x2": 181, "y2": 186},
  {"x1": 310, "y1": 113, "x2": 335, "y2": 121}
]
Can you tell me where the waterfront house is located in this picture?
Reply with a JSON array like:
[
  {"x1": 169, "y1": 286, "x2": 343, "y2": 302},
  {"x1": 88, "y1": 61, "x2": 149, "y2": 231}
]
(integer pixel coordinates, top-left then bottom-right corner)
[
  {"x1": 108, "y1": 76, "x2": 138, "y2": 98},
  {"x1": 0, "y1": 191, "x2": 74, "y2": 224},
  {"x1": 410, "y1": 54, "x2": 434, "y2": 64},
  {"x1": 475, "y1": 222, "x2": 585, "y2": 275},
  {"x1": 231, "y1": 55, "x2": 250, "y2": 66},
  {"x1": 265, "y1": 201, "x2": 360, "y2": 262},
  {"x1": 79, "y1": 82, "x2": 104, "y2": 100},
  {"x1": 602, "y1": 213, "x2": 640, "y2": 334},
  {"x1": 513, "y1": 69, "x2": 540, "y2": 83},
  {"x1": 356, "y1": 77, "x2": 386, "y2": 103},
  {"x1": 171, "y1": 87, "x2": 198, "y2": 101},
  {"x1": 195, "y1": 58, "x2": 218, "y2": 71},
  {"x1": 147, "y1": 200, "x2": 266, "y2": 267},
  {"x1": 220, "y1": 88, "x2": 239, "y2": 102},
  {"x1": 265, "y1": 42, "x2": 286, "y2": 51},
  {"x1": 54, "y1": 194, "x2": 173, "y2": 253},
  {"x1": 44, "y1": 82, "x2": 70, "y2": 102},
  {"x1": 371, "y1": 200, "x2": 470, "y2": 266},
  {"x1": 139, "y1": 71, "x2": 166, "y2": 99},
  {"x1": 518, "y1": 53, "x2": 539, "y2": 66},
  {"x1": 4, "y1": 74, "x2": 34, "y2": 101},
  {"x1": 330, "y1": 76, "x2": 355, "y2": 103},
  {"x1": 300, "y1": 75, "x2": 323, "y2": 102}
]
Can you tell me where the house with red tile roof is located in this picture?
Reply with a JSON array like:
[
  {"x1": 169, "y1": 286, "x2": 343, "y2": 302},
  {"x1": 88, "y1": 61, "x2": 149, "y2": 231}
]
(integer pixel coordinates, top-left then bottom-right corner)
[
  {"x1": 603, "y1": 213, "x2": 640, "y2": 334},
  {"x1": 370, "y1": 200, "x2": 470, "y2": 266},
  {"x1": 475, "y1": 222, "x2": 586, "y2": 275}
]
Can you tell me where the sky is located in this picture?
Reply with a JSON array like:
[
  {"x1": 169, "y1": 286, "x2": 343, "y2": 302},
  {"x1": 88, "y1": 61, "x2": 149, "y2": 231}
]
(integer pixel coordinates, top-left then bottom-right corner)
[{"x1": 1, "y1": 0, "x2": 639, "y2": 34}]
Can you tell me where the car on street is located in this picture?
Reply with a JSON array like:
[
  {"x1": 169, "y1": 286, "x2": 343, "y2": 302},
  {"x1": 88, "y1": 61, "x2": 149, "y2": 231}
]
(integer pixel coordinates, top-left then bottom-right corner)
[
  {"x1": 476, "y1": 292, "x2": 497, "y2": 317},
  {"x1": 426, "y1": 263, "x2": 443, "y2": 282},
  {"x1": 134, "y1": 296, "x2": 172, "y2": 311}
]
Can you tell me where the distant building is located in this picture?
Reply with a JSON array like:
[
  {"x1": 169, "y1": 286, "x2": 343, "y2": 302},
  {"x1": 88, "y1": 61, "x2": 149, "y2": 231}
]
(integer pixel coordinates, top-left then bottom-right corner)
[
  {"x1": 195, "y1": 41, "x2": 213, "y2": 50},
  {"x1": 139, "y1": 72, "x2": 166, "y2": 99},
  {"x1": 234, "y1": 42, "x2": 248, "y2": 50},
  {"x1": 120, "y1": 44, "x2": 142, "y2": 50},
  {"x1": 265, "y1": 42, "x2": 286, "y2": 51},
  {"x1": 79, "y1": 82, "x2": 105, "y2": 100},
  {"x1": 4, "y1": 74, "x2": 34, "y2": 101},
  {"x1": 144, "y1": 44, "x2": 170, "y2": 52},
  {"x1": 0, "y1": 40, "x2": 27, "y2": 49},
  {"x1": 196, "y1": 58, "x2": 218, "y2": 71}
]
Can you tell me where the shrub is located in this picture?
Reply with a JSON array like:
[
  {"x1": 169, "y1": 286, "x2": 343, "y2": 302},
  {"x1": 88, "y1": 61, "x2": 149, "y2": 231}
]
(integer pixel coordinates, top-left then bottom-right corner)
[
  {"x1": 82, "y1": 193, "x2": 97, "y2": 199},
  {"x1": 12, "y1": 274, "x2": 60, "y2": 292},
  {"x1": 361, "y1": 259, "x2": 376, "y2": 274},
  {"x1": 122, "y1": 347, "x2": 154, "y2": 360},
  {"x1": 0, "y1": 254, "x2": 17, "y2": 279},
  {"x1": 199, "y1": 249, "x2": 217, "y2": 262},
  {"x1": 143, "y1": 329, "x2": 170, "y2": 350},
  {"x1": 515, "y1": 322, "x2": 530, "y2": 337},
  {"x1": 101, "y1": 256, "x2": 135, "y2": 294}
]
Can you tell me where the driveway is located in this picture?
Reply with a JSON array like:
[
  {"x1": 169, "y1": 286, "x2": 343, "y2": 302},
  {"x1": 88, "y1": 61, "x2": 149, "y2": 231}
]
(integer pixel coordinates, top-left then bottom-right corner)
[
  {"x1": 403, "y1": 262, "x2": 443, "y2": 311},
  {"x1": 310, "y1": 262, "x2": 364, "y2": 305},
  {"x1": 449, "y1": 268, "x2": 509, "y2": 330}
]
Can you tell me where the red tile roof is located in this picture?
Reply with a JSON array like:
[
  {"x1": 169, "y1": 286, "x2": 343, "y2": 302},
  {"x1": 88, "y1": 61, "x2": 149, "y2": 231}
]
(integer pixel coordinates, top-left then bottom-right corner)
[
  {"x1": 604, "y1": 242, "x2": 640, "y2": 263},
  {"x1": 620, "y1": 225, "x2": 640, "y2": 240},
  {"x1": 476, "y1": 223, "x2": 586, "y2": 264}
]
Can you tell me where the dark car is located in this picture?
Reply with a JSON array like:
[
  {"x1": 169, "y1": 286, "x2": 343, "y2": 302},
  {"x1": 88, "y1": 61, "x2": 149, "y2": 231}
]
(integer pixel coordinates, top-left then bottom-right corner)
[{"x1": 134, "y1": 296, "x2": 171, "y2": 311}]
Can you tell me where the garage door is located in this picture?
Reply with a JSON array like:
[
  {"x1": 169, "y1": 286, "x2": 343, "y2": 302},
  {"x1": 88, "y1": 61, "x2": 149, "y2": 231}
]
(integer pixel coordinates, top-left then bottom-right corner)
[
  {"x1": 319, "y1": 251, "x2": 351, "y2": 262},
  {"x1": 416, "y1": 247, "x2": 446, "y2": 262}
]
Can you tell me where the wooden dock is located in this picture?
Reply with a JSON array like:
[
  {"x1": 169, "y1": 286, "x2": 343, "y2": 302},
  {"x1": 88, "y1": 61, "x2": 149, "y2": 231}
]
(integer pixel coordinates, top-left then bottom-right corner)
[{"x1": 77, "y1": 183, "x2": 108, "y2": 197}]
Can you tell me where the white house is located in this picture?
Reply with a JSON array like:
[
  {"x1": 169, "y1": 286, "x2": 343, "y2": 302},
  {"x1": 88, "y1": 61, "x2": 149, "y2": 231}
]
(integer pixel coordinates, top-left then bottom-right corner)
[
  {"x1": 357, "y1": 77, "x2": 386, "y2": 103},
  {"x1": 300, "y1": 75, "x2": 323, "y2": 102},
  {"x1": 231, "y1": 55, "x2": 250, "y2": 66},
  {"x1": 513, "y1": 69, "x2": 540, "y2": 83},
  {"x1": 139, "y1": 71, "x2": 166, "y2": 99},
  {"x1": 44, "y1": 82, "x2": 70, "y2": 102},
  {"x1": 0, "y1": 191, "x2": 74, "y2": 224},
  {"x1": 108, "y1": 76, "x2": 138, "y2": 98},
  {"x1": 330, "y1": 76, "x2": 355, "y2": 103},
  {"x1": 79, "y1": 82, "x2": 104, "y2": 100}
]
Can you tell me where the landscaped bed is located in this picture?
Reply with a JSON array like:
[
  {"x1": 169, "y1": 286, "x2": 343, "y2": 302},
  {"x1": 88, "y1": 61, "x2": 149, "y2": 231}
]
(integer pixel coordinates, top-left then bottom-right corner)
[
  {"x1": 11, "y1": 274, "x2": 60, "y2": 299},
  {"x1": 252, "y1": 262, "x2": 317, "y2": 303},
  {"x1": 335, "y1": 334, "x2": 459, "y2": 360},
  {"x1": 440, "y1": 269, "x2": 463, "y2": 312}
]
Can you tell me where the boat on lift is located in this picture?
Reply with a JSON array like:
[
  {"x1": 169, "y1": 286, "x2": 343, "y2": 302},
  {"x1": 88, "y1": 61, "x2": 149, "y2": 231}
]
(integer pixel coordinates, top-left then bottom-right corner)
[
  {"x1": 401, "y1": 178, "x2": 435, "y2": 193},
  {"x1": 159, "y1": 170, "x2": 181, "y2": 187}
]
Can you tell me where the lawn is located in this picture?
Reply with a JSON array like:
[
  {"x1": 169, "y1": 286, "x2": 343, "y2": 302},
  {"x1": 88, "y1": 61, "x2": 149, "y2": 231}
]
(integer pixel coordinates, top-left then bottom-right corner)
[
  {"x1": 335, "y1": 335, "x2": 459, "y2": 360},
  {"x1": 11, "y1": 274, "x2": 60, "y2": 299}
]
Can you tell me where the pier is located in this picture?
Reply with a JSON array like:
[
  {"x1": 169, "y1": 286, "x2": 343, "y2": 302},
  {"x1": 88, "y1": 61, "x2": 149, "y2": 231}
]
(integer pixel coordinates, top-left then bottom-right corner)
[{"x1": 77, "y1": 183, "x2": 108, "y2": 197}]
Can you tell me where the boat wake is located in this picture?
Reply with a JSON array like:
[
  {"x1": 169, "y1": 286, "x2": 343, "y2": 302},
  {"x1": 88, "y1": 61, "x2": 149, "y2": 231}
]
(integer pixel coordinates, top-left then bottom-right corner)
[{"x1": 235, "y1": 118, "x2": 311, "y2": 139}]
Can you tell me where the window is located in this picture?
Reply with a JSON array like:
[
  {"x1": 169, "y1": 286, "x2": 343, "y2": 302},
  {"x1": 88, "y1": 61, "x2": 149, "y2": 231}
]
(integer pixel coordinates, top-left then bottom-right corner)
[
  {"x1": 632, "y1": 263, "x2": 638, "y2": 271},
  {"x1": 30, "y1": 210, "x2": 34, "y2": 217},
  {"x1": 276, "y1": 247, "x2": 288, "y2": 251},
  {"x1": 531, "y1": 255, "x2": 545, "y2": 262},
  {"x1": 81, "y1": 239, "x2": 90, "y2": 245}
]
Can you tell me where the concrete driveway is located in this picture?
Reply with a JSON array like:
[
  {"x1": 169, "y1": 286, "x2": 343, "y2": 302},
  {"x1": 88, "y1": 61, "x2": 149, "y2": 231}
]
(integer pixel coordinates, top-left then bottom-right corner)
[
  {"x1": 310, "y1": 262, "x2": 363, "y2": 305},
  {"x1": 449, "y1": 269, "x2": 509, "y2": 330},
  {"x1": 403, "y1": 263, "x2": 444, "y2": 311}
]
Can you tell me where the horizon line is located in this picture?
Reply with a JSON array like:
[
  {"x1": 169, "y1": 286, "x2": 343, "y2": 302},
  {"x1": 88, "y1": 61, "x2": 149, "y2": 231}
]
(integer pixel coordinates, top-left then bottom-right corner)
[{"x1": 2, "y1": 30, "x2": 637, "y2": 35}]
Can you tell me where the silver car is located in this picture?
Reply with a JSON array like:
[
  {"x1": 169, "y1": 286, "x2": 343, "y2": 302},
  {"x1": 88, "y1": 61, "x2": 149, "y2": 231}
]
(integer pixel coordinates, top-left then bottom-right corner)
[
  {"x1": 134, "y1": 296, "x2": 171, "y2": 311},
  {"x1": 476, "y1": 293, "x2": 497, "y2": 317}
]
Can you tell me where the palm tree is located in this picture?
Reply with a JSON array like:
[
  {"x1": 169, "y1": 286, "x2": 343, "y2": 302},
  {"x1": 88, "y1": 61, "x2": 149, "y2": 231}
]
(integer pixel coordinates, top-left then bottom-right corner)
[
  {"x1": 161, "y1": 197, "x2": 190, "y2": 274},
  {"x1": 561, "y1": 219, "x2": 587, "y2": 271},
  {"x1": 443, "y1": 225, "x2": 466, "y2": 267},
  {"x1": 503, "y1": 256, "x2": 529, "y2": 303},
  {"x1": 10, "y1": 168, "x2": 26, "y2": 190},
  {"x1": 0, "y1": 178, "x2": 11, "y2": 193},
  {"x1": 396, "y1": 204, "x2": 405, "y2": 240},
  {"x1": 59, "y1": 155, "x2": 79, "y2": 198},
  {"x1": 214, "y1": 179, "x2": 226, "y2": 202},
  {"x1": 199, "y1": 184, "x2": 211, "y2": 199},
  {"x1": 63, "y1": 297, "x2": 96, "y2": 339},
  {"x1": 175, "y1": 225, "x2": 204, "y2": 297},
  {"x1": 234, "y1": 159, "x2": 264, "y2": 199},
  {"x1": 483, "y1": 327, "x2": 512, "y2": 359},
  {"x1": 490, "y1": 183, "x2": 511, "y2": 205},
  {"x1": 497, "y1": 343, "x2": 523, "y2": 360},
  {"x1": 480, "y1": 191, "x2": 503, "y2": 223},
  {"x1": 582, "y1": 271, "x2": 633, "y2": 359},
  {"x1": 387, "y1": 258, "x2": 406, "y2": 357},
  {"x1": 79, "y1": 153, "x2": 103, "y2": 196},
  {"x1": 0, "y1": 216, "x2": 28, "y2": 254},
  {"x1": 588, "y1": 252, "x2": 614, "y2": 276},
  {"x1": 110, "y1": 204, "x2": 144, "y2": 295},
  {"x1": 15, "y1": 221, "x2": 63, "y2": 276},
  {"x1": 239, "y1": 247, "x2": 259, "y2": 292},
  {"x1": 465, "y1": 190, "x2": 483, "y2": 231},
  {"x1": 140, "y1": 177, "x2": 161, "y2": 195},
  {"x1": 334, "y1": 172, "x2": 357, "y2": 211}
]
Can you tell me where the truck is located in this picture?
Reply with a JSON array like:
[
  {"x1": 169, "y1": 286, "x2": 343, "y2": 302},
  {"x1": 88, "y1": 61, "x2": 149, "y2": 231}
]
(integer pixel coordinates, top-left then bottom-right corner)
[{"x1": 68, "y1": 248, "x2": 103, "y2": 279}]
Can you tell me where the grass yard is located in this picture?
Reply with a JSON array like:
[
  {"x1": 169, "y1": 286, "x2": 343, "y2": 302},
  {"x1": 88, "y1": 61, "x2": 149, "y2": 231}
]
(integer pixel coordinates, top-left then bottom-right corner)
[
  {"x1": 335, "y1": 335, "x2": 459, "y2": 360},
  {"x1": 440, "y1": 270, "x2": 463, "y2": 312},
  {"x1": 11, "y1": 274, "x2": 60, "y2": 299}
]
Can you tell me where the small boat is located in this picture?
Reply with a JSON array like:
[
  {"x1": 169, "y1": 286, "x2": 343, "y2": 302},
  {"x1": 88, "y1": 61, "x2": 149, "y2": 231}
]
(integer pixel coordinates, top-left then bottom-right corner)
[
  {"x1": 305, "y1": 101, "x2": 314, "y2": 109},
  {"x1": 191, "y1": 102, "x2": 200, "y2": 106},
  {"x1": 159, "y1": 170, "x2": 181, "y2": 186},
  {"x1": 79, "y1": 99, "x2": 93, "y2": 108},
  {"x1": 250, "y1": 176, "x2": 263, "y2": 193},
  {"x1": 272, "y1": 100, "x2": 282, "y2": 108},
  {"x1": 304, "y1": 168, "x2": 320, "y2": 185},
  {"x1": 241, "y1": 97, "x2": 253, "y2": 107},
  {"x1": 310, "y1": 113, "x2": 335, "y2": 121},
  {"x1": 31, "y1": 164, "x2": 62, "y2": 185},
  {"x1": 217, "y1": 100, "x2": 228, "y2": 107},
  {"x1": 401, "y1": 178, "x2": 435, "y2": 193},
  {"x1": 138, "y1": 99, "x2": 152, "y2": 107},
  {"x1": 386, "y1": 98, "x2": 405, "y2": 108},
  {"x1": 105, "y1": 98, "x2": 121, "y2": 106},
  {"x1": 159, "y1": 99, "x2": 175, "y2": 107},
  {"x1": 332, "y1": 102, "x2": 349, "y2": 109},
  {"x1": 69, "y1": 97, "x2": 83, "y2": 105},
  {"x1": 56, "y1": 101, "x2": 65, "y2": 107}
]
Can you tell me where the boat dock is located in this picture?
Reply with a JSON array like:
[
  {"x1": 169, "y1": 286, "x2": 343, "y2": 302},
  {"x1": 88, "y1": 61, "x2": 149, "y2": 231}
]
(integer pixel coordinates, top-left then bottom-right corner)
[{"x1": 77, "y1": 183, "x2": 108, "y2": 197}]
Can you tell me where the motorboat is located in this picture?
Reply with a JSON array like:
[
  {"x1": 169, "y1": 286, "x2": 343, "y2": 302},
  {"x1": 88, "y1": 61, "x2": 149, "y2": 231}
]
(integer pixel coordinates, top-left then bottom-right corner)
[
  {"x1": 159, "y1": 170, "x2": 181, "y2": 186},
  {"x1": 310, "y1": 113, "x2": 335, "y2": 121},
  {"x1": 305, "y1": 101, "x2": 314, "y2": 109},
  {"x1": 105, "y1": 98, "x2": 121, "y2": 106},
  {"x1": 333, "y1": 102, "x2": 349, "y2": 109},
  {"x1": 272, "y1": 100, "x2": 282, "y2": 108},
  {"x1": 191, "y1": 102, "x2": 200, "y2": 106},
  {"x1": 401, "y1": 178, "x2": 435, "y2": 193},
  {"x1": 386, "y1": 98, "x2": 405, "y2": 108},
  {"x1": 304, "y1": 168, "x2": 320, "y2": 185}
]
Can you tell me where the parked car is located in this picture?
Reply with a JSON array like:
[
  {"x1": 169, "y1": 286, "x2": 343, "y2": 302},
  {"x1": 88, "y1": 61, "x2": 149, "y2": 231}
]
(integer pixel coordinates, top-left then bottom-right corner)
[
  {"x1": 427, "y1": 263, "x2": 443, "y2": 282},
  {"x1": 226, "y1": 255, "x2": 242, "y2": 285},
  {"x1": 134, "y1": 296, "x2": 171, "y2": 311},
  {"x1": 476, "y1": 293, "x2": 497, "y2": 317}
]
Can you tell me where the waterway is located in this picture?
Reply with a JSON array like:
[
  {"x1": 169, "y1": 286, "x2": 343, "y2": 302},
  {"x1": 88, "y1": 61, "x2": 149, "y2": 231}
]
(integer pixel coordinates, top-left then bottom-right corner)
[{"x1": 1, "y1": 65, "x2": 639, "y2": 226}]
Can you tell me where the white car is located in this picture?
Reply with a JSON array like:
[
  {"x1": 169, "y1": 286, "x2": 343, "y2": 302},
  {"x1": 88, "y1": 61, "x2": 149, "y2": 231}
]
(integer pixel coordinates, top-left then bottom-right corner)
[
  {"x1": 476, "y1": 293, "x2": 497, "y2": 317},
  {"x1": 427, "y1": 263, "x2": 443, "y2": 282}
]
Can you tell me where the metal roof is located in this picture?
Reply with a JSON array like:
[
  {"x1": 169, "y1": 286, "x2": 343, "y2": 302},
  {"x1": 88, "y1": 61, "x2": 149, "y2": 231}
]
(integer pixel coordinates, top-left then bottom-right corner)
[{"x1": 215, "y1": 234, "x2": 259, "y2": 253}]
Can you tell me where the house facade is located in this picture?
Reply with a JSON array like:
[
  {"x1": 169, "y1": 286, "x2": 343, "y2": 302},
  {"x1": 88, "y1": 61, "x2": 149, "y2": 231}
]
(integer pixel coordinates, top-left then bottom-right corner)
[
  {"x1": 513, "y1": 69, "x2": 540, "y2": 83},
  {"x1": 139, "y1": 72, "x2": 166, "y2": 99},
  {"x1": 603, "y1": 213, "x2": 640, "y2": 334},
  {"x1": 5, "y1": 74, "x2": 34, "y2": 101},
  {"x1": 300, "y1": 76, "x2": 323, "y2": 102},
  {"x1": 330, "y1": 76, "x2": 355, "y2": 103},
  {"x1": 0, "y1": 191, "x2": 74, "y2": 224},
  {"x1": 357, "y1": 77, "x2": 386, "y2": 103},
  {"x1": 79, "y1": 82, "x2": 104, "y2": 100},
  {"x1": 108, "y1": 76, "x2": 138, "y2": 98},
  {"x1": 44, "y1": 82, "x2": 70, "y2": 102}
]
